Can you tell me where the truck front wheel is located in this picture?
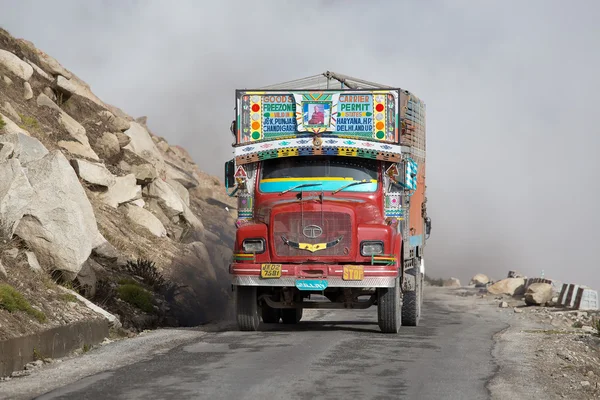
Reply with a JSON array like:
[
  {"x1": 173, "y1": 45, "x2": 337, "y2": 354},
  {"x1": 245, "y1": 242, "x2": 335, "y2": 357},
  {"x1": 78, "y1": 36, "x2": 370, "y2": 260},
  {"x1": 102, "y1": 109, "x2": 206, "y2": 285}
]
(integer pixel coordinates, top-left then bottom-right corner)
[
  {"x1": 377, "y1": 277, "x2": 402, "y2": 333},
  {"x1": 236, "y1": 286, "x2": 260, "y2": 331}
]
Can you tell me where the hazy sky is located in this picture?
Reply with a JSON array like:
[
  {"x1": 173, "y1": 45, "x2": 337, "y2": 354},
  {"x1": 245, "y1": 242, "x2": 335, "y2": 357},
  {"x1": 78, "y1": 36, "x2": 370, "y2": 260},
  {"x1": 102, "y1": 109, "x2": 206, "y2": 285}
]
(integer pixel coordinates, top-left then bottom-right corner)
[{"x1": 2, "y1": 0, "x2": 599, "y2": 289}]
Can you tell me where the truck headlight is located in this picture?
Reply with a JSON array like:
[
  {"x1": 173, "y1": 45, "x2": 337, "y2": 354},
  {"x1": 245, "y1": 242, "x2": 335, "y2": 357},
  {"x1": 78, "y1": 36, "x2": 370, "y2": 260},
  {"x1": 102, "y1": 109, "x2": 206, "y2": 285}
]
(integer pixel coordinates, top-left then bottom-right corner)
[
  {"x1": 242, "y1": 238, "x2": 265, "y2": 253},
  {"x1": 361, "y1": 241, "x2": 384, "y2": 256}
]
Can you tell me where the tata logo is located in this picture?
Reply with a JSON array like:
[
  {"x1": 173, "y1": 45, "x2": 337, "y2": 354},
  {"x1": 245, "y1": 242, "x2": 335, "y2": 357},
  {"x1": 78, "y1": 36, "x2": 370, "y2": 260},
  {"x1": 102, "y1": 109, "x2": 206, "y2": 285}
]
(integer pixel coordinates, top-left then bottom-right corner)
[{"x1": 302, "y1": 225, "x2": 323, "y2": 239}]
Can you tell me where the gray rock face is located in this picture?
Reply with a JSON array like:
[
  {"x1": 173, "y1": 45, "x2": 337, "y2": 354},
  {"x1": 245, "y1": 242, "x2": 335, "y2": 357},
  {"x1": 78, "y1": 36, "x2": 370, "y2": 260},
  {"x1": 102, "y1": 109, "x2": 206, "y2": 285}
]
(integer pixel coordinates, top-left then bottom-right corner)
[
  {"x1": 70, "y1": 159, "x2": 116, "y2": 188},
  {"x1": 0, "y1": 50, "x2": 34, "y2": 81},
  {"x1": 123, "y1": 122, "x2": 166, "y2": 178},
  {"x1": 146, "y1": 179, "x2": 184, "y2": 217},
  {"x1": 99, "y1": 174, "x2": 142, "y2": 208},
  {"x1": 122, "y1": 203, "x2": 167, "y2": 238},
  {"x1": 0, "y1": 159, "x2": 35, "y2": 241},
  {"x1": 15, "y1": 150, "x2": 105, "y2": 280},
  {"x1": 53, "y1": 75, "x2": 78, "y2": 96},
  {"x1": 0, "y1": 132, "x2": 48, "y2": 164}
]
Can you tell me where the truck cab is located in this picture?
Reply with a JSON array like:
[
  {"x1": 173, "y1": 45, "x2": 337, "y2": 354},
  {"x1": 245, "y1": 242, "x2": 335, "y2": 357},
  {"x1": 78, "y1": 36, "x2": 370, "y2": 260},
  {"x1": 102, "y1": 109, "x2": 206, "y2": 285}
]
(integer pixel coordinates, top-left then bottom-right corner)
[{"x1": 224, "y1": 72, "x2": 429, "y2": 333}]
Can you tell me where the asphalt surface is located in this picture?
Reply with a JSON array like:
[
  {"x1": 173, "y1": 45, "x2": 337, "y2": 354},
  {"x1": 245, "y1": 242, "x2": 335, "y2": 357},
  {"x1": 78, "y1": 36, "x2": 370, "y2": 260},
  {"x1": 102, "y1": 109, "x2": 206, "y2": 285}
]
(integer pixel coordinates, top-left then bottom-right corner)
[{"x1": 19, "y1": 288, "x2": 508, "y2": 400}]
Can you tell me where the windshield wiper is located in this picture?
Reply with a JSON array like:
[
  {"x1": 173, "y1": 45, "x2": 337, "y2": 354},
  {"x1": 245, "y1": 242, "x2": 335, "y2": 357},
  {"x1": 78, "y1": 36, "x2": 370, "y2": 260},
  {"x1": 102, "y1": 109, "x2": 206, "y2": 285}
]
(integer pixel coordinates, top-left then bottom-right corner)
[
  {"x1": 279, "y1": 183, "x2": 322, "y2": 195},
  {"x1": 331, "y1": 179, "x2": 371, "y2": 195}
]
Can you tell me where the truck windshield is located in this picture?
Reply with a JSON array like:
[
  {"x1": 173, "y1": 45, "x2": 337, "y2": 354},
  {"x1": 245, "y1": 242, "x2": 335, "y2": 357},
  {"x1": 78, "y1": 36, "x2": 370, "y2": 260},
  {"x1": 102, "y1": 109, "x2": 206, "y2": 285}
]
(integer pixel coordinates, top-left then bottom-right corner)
[{"x1": 259, "y1": 156, "x2": 379, "y2": 194}]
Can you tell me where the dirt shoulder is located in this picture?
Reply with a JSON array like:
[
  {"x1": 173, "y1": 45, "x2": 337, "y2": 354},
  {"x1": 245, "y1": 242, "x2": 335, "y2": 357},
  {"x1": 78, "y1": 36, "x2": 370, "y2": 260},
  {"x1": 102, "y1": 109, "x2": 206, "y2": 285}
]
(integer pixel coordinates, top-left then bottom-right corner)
[{"x1": 430, "y1": 286, "x2": 600, "y2": 399}]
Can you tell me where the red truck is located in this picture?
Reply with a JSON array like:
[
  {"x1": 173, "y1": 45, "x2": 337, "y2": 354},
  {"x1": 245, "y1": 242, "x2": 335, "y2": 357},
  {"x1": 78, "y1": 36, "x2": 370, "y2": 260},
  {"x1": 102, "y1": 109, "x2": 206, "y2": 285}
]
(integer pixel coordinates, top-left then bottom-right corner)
[{"x1": 224, "y1": 72, "x2": 430, "y2": 333}]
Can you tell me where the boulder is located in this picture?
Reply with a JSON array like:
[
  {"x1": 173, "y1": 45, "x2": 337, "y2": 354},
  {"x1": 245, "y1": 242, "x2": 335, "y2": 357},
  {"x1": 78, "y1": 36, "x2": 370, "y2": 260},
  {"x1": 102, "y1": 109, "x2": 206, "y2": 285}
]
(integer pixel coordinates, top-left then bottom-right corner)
[
  {"x1": 23, "y1": 82, "x2": 33, "y2": 100},
  {"x1": 91, "y1": 241, "x2": 120, "y2": 266},
  {"x1": 487, "y1": 278, "x2": 526, "y2": 296},
  {"x1": 507, "y1": 270, "x2": 525, "y2": 278},
  {"x1": 121, "y1": 203, "x2": 167, "y2": 238},
  {"x1": 43, "y1": 87, "x2": 57, "y2": 101},
  {"x1": 37, "y1": 94, "x2": 94, "y2": 152},
  {"x1": 53, "y1": 75, "x2": 78, "y2": 97},
  {"x1": 35, "y1": 49, "x2": 72, "y2": 79},
  {"x1": 499, "y1": 301, "x2": 508, "y2": 308},
  {"x1": 25, "y1": 251, "x2": 42, "y2": 273},
  {"x1": 3, "y1": 248, "x2": 18, "y2": 259},
  {"x1": 0, "y1": 50, "x2": 34, "y2": 81},
  {"x1": 524, "y1": 283, "x2": 553, "y2": 306},
  {"x1": 469, "y1": 273, "x2": 490, "y2": 287},
  {"x1": 58, "y1": 140, "x2": 100, "y2": 161},
  {"x1": 95, "y1": 132, "x2": 121, "y2": 159},
  {"x1": 182, "y1": 203, "x2": 205, "y2": 234},
  {"x1": 0, "y1": 113, "x2": 30, "y2": 136},
  {"x1": 130, "y1": 163, "x2": 158, "y2": 184},
  {"x1": 0, "y1": 159, "x2": 35, "y2": 240},
  {"x1": 70, "y1": 159, "x2": 116, "y2": 188},
  {"x1": 145, "y1": 199, "x2": 171, "y2": 227},
  {"x1": 129, "y1": 199, "x2": 145, "y2": 207},
  {"x1": 115, "y1": 131, "x2": 131, "y2": 147},
  {"x1": 99, "y1": 174, "x2": 142, "y2": 208},
  {"x1": 167, "y1": 179, "x2": 190, "y2": 206},
  {"x1": 146, "y1": 179, "x2": 184, "y2": 217},
  {"x1": 0, "y1": 132, "x2": 48, "y2": 163},
  {"x1": 443, "y1": 277, "x2": 461, "y2": 288},
  {"x1": 156, "y1": 141, "x2": 169, "y2": 153},
  {"x1": 2, "y1": 76, "x2": 13, "y2": 85},
  {"x1": 2, "y1": 102, "x2": 21, "y2": 123},
  {"x1": 0, "y1": 260, "x2": 6, "y2": 279},
  {"x1": 76, "y1": 258, "x2": 103, "y2": 297},
  {"x1": 122, "y1": 122, "x2": 166, "y2": 178},
  {"x1": 184, "y1": 242, "x2": 216, "y2": 281},
  {"x1": 15, "y1": 150, "x2": 105, "y2": 280},
  {"x1": 98, "y1": 110, "x2": 130, "y2": 132},
  {"x1": 25, "y1": 59, "x2": 52, "y2": 81}
]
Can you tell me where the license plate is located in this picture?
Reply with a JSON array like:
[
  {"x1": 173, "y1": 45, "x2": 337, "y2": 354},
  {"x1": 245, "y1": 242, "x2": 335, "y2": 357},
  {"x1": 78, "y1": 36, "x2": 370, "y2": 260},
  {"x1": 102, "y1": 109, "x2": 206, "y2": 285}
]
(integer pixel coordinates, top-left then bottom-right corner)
[
  {"x1": 343, "y1": 265, "x2": 364, "y2": 281},
  {"x1": 260, "y1": 264, "x2": 282, "y2": 279},
  {"x1": 295, "y1": 279, "x2": 328, "y2": 291}
]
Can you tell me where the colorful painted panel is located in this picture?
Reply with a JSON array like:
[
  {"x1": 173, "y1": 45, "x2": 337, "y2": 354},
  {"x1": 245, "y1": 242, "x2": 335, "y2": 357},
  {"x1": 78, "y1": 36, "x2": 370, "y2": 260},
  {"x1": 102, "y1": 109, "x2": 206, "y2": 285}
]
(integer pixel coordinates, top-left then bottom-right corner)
[
  {"x1": 236, "y1": 90, "x2": 399, "y2": 145},
  {"x1": 234, "y1": 137, "x2": 403, "y2": 166}
]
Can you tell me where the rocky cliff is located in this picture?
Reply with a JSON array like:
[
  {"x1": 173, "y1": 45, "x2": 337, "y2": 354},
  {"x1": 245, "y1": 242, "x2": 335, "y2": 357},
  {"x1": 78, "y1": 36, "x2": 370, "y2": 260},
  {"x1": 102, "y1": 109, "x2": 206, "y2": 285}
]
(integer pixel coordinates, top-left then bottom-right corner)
[{"x1": 0, "y1": 27, "x2": 237, "y2": 338}]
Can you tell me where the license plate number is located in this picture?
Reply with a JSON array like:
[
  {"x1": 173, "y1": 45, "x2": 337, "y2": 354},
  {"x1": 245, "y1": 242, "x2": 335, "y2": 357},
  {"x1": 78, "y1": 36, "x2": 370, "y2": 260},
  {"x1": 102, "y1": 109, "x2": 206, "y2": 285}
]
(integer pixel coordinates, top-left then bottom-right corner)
[
  {"x1": 261, "y1": 264, "x2": 282, "y2": 278},
  {"x1": 343, "y1": 265, "x2": 364, "y2": 281}
]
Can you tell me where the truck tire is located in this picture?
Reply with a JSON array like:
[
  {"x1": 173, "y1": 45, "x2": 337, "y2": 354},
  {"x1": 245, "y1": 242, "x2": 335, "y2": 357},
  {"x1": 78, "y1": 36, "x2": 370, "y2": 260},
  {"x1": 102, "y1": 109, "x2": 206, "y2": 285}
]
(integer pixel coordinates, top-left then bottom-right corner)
[
  {"x1": 281, "y1": 308, "x2": 303, "y2": 324},
  {"x1": 261, "y1": 305, "x2": 280, "y2": 323},
  {"x1": 377, "y1": 277, "x2": 402, "y2": 333},
  {"x1": 236, "y1": 286, "x2": 260, "y2": 331},
  {"x1": 402, "y1": 267, "x2": 422, "y2": 326}
]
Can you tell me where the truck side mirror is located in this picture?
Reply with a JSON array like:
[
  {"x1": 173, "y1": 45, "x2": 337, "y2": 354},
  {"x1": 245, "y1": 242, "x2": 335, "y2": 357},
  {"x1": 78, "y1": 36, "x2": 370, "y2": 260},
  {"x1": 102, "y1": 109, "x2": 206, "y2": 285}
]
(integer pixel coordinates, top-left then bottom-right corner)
[
  {"x1": 425, "y1": 217, "x2": 432, "y2": 238},
  {"x1": 224, "y1": 159, "x2": 236, "y2": 188}
]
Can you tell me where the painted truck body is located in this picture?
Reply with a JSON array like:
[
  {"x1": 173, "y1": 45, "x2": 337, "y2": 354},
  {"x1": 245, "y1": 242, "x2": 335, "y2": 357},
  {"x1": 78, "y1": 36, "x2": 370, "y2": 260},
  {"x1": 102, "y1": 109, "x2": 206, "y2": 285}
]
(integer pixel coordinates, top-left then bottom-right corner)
[{"x1": 224, "y1": 72, "x2": 430, "y2": 333}]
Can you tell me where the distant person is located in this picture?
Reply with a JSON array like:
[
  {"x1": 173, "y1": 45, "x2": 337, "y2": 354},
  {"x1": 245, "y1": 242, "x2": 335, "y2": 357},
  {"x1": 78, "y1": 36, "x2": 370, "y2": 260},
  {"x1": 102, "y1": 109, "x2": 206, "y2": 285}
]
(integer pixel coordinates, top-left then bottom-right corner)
[{"x1": 308, "y1": 104, "x2": 324, "y2": 125}]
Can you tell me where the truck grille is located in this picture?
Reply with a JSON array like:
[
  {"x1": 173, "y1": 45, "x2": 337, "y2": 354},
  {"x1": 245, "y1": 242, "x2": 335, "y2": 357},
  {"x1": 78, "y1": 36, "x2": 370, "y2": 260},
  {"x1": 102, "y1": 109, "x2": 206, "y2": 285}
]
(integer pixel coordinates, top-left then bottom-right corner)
[{"x1": 273, "y1": 211, "x2": 352, "y2": 258}]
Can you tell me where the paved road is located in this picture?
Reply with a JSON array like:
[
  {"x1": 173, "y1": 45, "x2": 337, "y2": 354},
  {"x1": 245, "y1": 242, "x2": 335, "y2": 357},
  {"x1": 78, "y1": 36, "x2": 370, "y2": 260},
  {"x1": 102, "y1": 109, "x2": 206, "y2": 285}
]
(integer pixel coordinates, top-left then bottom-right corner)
[{"x1": 29, "y1": 288, "x2": 507, "y2": 400}]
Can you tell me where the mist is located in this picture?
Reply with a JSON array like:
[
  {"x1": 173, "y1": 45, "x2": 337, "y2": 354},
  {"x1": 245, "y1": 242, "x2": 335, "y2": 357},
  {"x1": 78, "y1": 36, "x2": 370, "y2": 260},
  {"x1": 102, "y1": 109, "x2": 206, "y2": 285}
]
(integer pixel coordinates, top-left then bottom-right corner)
[{"x1": 1, "y1": 0, "x2": 599, "y2": 289}]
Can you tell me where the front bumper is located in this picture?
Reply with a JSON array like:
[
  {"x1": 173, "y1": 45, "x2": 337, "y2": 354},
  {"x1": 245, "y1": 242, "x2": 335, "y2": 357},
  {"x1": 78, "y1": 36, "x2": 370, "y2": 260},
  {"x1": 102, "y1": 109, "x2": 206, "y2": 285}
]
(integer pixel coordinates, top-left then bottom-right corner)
[{"x1": 230, "y1": 263, "x2": 398, "y2": 288}]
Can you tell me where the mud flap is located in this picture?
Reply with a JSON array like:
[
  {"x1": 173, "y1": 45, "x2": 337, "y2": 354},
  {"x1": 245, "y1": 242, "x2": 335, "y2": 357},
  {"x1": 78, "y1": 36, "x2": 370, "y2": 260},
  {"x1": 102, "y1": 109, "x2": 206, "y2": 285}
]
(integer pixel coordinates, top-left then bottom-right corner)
[{"x1": 402, "y1": 273, "x2": 416, "y2": 292}]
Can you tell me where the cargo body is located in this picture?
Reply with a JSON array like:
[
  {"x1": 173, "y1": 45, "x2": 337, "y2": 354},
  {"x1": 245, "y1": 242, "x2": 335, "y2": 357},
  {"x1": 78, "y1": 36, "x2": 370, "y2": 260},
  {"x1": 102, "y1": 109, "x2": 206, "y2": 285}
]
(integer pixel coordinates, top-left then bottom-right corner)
[{"x1": 224, "y1": 72, "x2": 430, "y2": 332}]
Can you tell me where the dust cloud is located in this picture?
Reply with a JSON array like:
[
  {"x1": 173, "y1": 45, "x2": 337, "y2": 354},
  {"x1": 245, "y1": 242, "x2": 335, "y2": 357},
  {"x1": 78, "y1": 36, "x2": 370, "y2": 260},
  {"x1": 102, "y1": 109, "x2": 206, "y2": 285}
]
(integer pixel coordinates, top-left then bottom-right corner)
[{"x1": 2, "y1": 0, "x2": 599, "y2": 289}]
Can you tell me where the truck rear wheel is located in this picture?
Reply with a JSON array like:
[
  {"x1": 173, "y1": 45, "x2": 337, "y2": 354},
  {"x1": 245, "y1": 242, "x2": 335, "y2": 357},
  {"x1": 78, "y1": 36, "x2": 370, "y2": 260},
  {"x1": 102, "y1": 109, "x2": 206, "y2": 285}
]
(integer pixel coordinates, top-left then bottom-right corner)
[
  {"x1": 281, "y1": 308, "x2": 303, "y2": 324},
  {"x1": 377, "y1": 277, "x2": 402, "y2": 333},
  {"x1": 236, "y1": 286, "x2": 260, "y2": 331},
  {"x1": 402, "y1": 267, "x2": 422, "y2": 326}
]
